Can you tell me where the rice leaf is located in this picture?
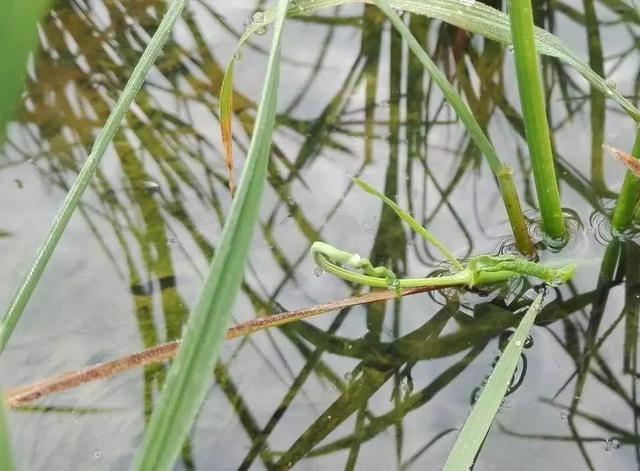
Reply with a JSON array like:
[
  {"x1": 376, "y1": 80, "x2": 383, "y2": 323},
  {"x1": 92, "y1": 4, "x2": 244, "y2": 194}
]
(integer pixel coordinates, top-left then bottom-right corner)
[
  {"x1": 131, "y1": 0, "x2": 290, "y2": 469},
  {"x1": 353, "y1": 178, "x2": 463, "y2": 270},
  {"x1": 0, "y1": 0, "x2": 50, "y2": 144},
  {"x1": 443, "y1": 292, "x2": 544, "y2": 471},
  {"x1": 0, "y1": 0, "x2": 189, "y2": 353},
  {"x1": 220, "y1": 58, "x2": 236, "y2": 195},
  {"x1": 0, "y1": 395, "x2": 13, "y2": 471},
  {"x1": 246, "y1": 0, "x2": 640, "y2": 121}
]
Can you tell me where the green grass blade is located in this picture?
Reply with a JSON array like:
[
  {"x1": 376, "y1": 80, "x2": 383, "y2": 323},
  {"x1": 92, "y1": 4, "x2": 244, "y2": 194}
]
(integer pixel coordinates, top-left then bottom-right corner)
[
  {"x1": 0, "y1": 395, "x2": 13, "y2": 471},
  {"x1": 443, "y1": 291, "x2": 544, "y2": 471},
  {"x1": 0, "y1": 0, "x2": 50, "y2": 144},
  {"x1": 0, "y1": 0, "x2": 189, "y2": 353},
  {"x1": 353, "y1": 178, "x2": 463, "y2": 270},
  {"x1": 131, "y1": 0, "x2": 290, "y2": 469},
  {"x1": 249, "y1": 0, "x2": 640, "y2": 121},
  {"x1": 508, "y1": 0, "x2": 566, "y2": 242},
  {"x1": 373, "y1": 0, "x2": 534, "y2": 256}
]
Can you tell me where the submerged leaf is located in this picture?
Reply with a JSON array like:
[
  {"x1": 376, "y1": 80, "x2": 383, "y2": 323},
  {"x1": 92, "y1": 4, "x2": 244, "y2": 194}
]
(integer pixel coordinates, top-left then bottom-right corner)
[{"x1": 220, "y1": 58, "x2": 236, "y2": 195}]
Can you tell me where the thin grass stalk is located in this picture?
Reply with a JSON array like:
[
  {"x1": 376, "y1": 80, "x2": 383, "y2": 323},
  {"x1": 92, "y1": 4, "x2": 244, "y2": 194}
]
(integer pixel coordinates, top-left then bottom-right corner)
[
  {"x1": 508, "y1": 0, "x2": 567, "y2": 242},
  {"x1": 0, "y1": 0, "x2": 189, "y2": 354},
  {"x1": 443, "y1": 292, "x2": 544, "y2": 470},
  {"x1": 0, "y1": 395, "x2": 12, "y2": 471},
  {"x1": 374, "y1": 0, "x2": 534, "y2": 255},
  {"x1": 611, "y1": 127, "x2": 640, "y2": 232},
  {"x1": 131, "y1": 0, "x2": 290, "y2": 469}
]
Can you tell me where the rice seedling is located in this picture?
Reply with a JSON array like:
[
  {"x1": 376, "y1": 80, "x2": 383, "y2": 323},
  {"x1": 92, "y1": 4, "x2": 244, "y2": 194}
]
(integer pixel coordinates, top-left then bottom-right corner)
[
  {"x1": 374, "y1": 0, "x2": 534, "y2": 255},
  {"x1": 508, "y1": 0, "x2": 566, "y2": 242},
  {"x1": 3, "y1": 0, "x2": 640, "y2": 468}
]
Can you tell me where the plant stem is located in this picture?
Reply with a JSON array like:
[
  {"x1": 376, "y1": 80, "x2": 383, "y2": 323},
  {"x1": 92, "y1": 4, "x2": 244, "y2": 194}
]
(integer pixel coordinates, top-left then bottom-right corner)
[
  {"x1": 611, "y1": 127, "x2": 640, "y2": 232},
  {"x1": 375, "y1": 0, "x2": 534, "y2": 255},
  {"x1": 496, "y1": 165, "x2": 535, "y2": 255},
  {"x1": 508, "y1": 0, "x2": 567, "y2": 242}
]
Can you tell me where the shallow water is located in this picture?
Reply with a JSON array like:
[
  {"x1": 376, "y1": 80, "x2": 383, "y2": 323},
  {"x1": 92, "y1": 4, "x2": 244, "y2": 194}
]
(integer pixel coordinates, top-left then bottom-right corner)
[{"x1": 1, "y1": 0, "x2": 640, "y2": 469}]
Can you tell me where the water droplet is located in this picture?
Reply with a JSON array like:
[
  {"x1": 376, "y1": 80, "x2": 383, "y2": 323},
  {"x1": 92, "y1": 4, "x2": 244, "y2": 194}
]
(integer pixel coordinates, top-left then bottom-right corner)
[
  {"x1": 605, "y1": 79, "x2": 617, "y2": 96},
  {"x1": 523, "y1": 335, "x2": 534, "y2": 349},
  {"x1": 255, "y1": 25, "x2": 268, "y2": 35},
  {"x1": 252, "y1": 11, "x2": 265, "y2": 23},
  {"x1": 514, "y1": 339, "x2": 523, "y2": 347},
  {"x1": 143, "y1": 180, "x2": 161, "y2": 193},
  {"x1": 460, "y1": 0, "x2": 476, "y2": 5},
  {"x1": 314, "y1": 267, "x2": 325, "y2": 278},
  {"x1": 605, "y1": 438, "x2": 621, "y2": 451},
  {"x1": 233, "y1": 51, "x2": 242, "y2": 60},
  {"x1": 93, "y1": 449, "x2": 102, "y2": 460},
  {"x1": 387, "y1": 277, "x2": 400, "y2": 292}
]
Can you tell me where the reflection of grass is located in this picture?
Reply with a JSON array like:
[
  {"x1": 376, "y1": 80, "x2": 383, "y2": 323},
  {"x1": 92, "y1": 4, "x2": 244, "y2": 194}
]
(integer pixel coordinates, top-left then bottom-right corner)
[{"x1": 3, "y1": 0, "x2": 640, "y2": 468}]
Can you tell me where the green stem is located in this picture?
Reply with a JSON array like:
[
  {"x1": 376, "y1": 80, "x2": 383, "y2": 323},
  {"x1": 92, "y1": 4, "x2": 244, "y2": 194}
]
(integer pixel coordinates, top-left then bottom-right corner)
[
  {"x1": 0, "y1": 396, "x2": 12, "y2": 471},
  {"x1": 611, "y1": 127, "x2": 640, "y2": 232},
  {"x1": 311, "y1": 242, "x2": 574, "y2": 291},
  {"x1": 508, "y1": 0, "x2": 567, "y2": 242},
  {"x1": 375, "y1": 0, "x2": 534, "y2": 256},
  {"x1": 496, "y1": 166, "x2": 535, "y2": 255}
]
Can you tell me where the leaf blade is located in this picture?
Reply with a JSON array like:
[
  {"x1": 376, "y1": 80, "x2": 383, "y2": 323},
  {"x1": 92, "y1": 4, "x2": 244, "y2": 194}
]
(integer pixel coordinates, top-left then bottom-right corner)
[{"x1": 443, "y1": 292, "x2": 544, "y2": 470}]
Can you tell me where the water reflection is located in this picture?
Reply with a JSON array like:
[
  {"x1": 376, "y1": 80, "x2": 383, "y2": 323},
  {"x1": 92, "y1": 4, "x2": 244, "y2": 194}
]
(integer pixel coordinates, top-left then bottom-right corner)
[{"x1": 1, "y1": 0, "x2": 640, "y2": 469}]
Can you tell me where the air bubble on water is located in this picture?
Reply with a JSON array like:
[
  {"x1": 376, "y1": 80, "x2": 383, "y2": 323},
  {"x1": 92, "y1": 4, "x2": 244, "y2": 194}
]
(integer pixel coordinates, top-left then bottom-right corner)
[
  {"x1": 604, "y1": 79, "x2": 617, "y2": 96},
  {"x1": 93, "y1": 450, "x2": 102, "y2": 460},
  {"x1": 143, "y1": 179, "x2": 161, "y2": 193},
  {"x1": 605, "y1": 438, "x2": 621, "y2": 451},
  {"x1": 460, "y1": 0, "x2": 476, "y2": 6},
  {"x1": 523, "y1": 335, "x2": 534, "y2": 349},
  {"x1": 314, "y1": 267, "x2": 325, "y2": 278}
]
